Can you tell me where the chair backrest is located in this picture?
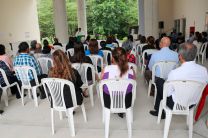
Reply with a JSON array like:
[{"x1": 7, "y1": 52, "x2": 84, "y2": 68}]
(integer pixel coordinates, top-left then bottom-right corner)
[
  {"x1": 83, "y1": 44, "x2": 89, "y2": 50},
  {"x1": 88, "y1": 55, "x2": 104, "y2": 73},
  {"x1": 72, "y1": 63, "x2": 96, "y2": 86},
  {"x1": 142, "y1": 49, "x2": 158, "y2": 65},
  {"x1": 0, "y1": 68, "x2": 10, "y2": 86},
  {"x1": 14, "y1": 66, "x2": 39, "y2": 87},
  {"x1": 41, "y1": 78, "x2": 77, "y2": 111},
  {"x1": 99, "y1": 79, "x2": 137, "y2": 113},
  {"x1": 163, "y1": 80, "x2": 206, "y2": 113},
  {"x1": 37, "y1": 57, "x2": 53, "y2": 75},
  {"x1": 66, "y1": 48, "x2": 74, "y2": 58},
  {"x1": 199, "y1": 42, "x2": 208, "y2": 55},
  {"x1": 101, "y1": 50, "x2": 112, "y2": 65},
  {"x1": 128, "y1": 62, "x2": 137, "y2": 75},
  {"x1": 137, "y1": 43, "x2": 147, "y2": 55},
  {"x1": 152, "y1": 61, "x2": 178, "y2": 82},
  {"x1": 53, "y1": 45, "x2": 65, "y2": 51}
]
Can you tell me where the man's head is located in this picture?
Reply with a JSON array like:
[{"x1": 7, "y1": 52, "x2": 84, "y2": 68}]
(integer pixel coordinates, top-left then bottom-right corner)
[
  {"x1": 159, "y1": 37, "x2": 171, "y2": 48},
  {"x1": 0, "y1": 44, "x2": 6, "y2": 55},
  {"x1": 78, "y1": 28, "x2": 81, "y2": 31},
  {"x1": 178, "y1": 43, "x2": 197, "y2": 63},
  {"x1": 18, "y1": 42, "x2": 29, "y2": 53}
]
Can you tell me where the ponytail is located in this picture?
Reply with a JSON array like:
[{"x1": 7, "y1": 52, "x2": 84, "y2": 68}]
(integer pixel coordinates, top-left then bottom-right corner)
[{"x1": 112, "y1": 47, "x2": 129, "y2": 77}]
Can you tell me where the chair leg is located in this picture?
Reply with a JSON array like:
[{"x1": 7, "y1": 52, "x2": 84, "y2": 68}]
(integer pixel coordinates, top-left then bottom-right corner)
[
  {"x1": 59, "y1": 111, "x2": 63, "y2": 120},
  {"x1": 157, "y1": 101, "x2": 163, "y2": 124},
  {"x1": 163, "y1": 112, "x2": 172, "y2": 138},
  {"x1": 189, "y1": 110, "x2": 194, "y2": 138},
  {"x1": 32, "y1": 87, "x2": 38, "y2": 107},
  {"x1": 104, "y1": 109, "x2": 110, "y2": 138},
  {"x1": 96, "y1": 84, "x2": 100, "y2": 98},
  {"x1": 126, "y1": 109, "x2": 132, "y2": 138},
  {"x1": 21, "y1": 88, "x2": 25, "y2": 106},
  {"x1": 67, "y1": 110, "x2": 75, "y2": 137},
  {"x1": 147, "y1": 81, "x2": 152, "y2": 97},
  {"x1": 51, "y1": 108, "x2": 55, "y2": 135},
  {"x1": 102, "y1": 109, "x2": 105, "y2": 123},
  {"x1": 2, "y1": 88, "x2": 8, "y2": 107},
  {"x1": 89, "y1": 85, "x2": 94, "y2": 107},
  {"x1": 81, "y1": 104, "x2": 87, "y2": 122},
  {"x1": 16, "y1": 83, "x2": 21, "y2": 98}
]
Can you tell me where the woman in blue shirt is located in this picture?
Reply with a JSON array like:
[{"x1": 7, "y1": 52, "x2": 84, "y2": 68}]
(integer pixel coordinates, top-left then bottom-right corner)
[{"x1": 85, "y1": 39, "x2": 104, "y2": 57}]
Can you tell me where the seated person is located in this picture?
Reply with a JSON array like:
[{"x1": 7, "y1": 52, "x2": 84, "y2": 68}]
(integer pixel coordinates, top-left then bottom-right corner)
[
  {"x1": 49, "y1": 50, "x2": 84, "y2": 108},
  {"x1": 122, "y1": 35, "x2": 134, "y2": 52},
  {"x1": 150, "y1": 43, "x2": 208, "y2": 118},
  {"x1": 0, "y1": 61, "x2": 21, "y2": 99},
  {"x1": 53, "y1": 37, "x2": 62, "y2": 46},
  {"x1": 144, "y1": 37, "x2": 178, "y2": 84},
  {"x1": 101, "y1": 47, "x2": 136, "y2": 118},
  {"x1": 30, "y1": 40, "x2": 37, "y2": 55},
  {"x1": 70, "y1": 42, "x2": 93, "y2": 86},
  {"x1": 66, "y1": 37, "x2": 76, "y2": 51},
  {"x1": 84, "y1": 35, "x2": 91, "y2": 45},
  {"x1": 105, "y1": 36, "x2": 115, "y2": 49},
  {"x1": 100, "y1": 41, "x2": 111, "y2": 51},
  {"x1": 13, "y1": 42, "x2": 46, "y2": 99},
  {"x1": 85, "y1": 39, "x2": 104, "y2": 57},
  {"x1": 43, "y1": 39, "x2": 54, "y2": 50},
  {"x1": 0, "y1": 88, "x2": 3, "y2": 114},
  {"x1": 41, "y1": 44, "x2": 52, "y2": 58},
  {"x1": 0, "y1": 44, "x2": 13, "y2": 71},
  {"x1": 142, "y1": 36, "x2": 155, "y2": 52}
]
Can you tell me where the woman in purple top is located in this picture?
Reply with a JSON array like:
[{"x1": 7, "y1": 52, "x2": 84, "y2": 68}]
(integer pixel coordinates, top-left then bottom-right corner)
[{"x1": 101, "y1": 47, "x2": 136, "y2": 118}]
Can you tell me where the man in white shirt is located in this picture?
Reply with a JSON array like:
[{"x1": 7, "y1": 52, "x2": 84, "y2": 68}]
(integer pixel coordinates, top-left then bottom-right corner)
[
  {"x1": 75, "y1": 28, "x2": 84, "y2": 37},
  {"x1": 150, "y1": 42, "x2": 208, "y2": 118}
]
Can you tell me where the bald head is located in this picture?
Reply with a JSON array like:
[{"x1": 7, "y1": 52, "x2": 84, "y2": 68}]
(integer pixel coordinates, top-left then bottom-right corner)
[{"x1": 160, "y1": 37, "x2": 171, "y2": 48}]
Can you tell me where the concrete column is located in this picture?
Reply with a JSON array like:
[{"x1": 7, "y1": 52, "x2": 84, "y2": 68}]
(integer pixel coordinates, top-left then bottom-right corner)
[
  {"x1": 53, "y1": 0, "x2": 68, "y2": 44},
  {"x1": 144, "y1": 0, "x2": 159, "y2": 38},
  {"x1": 138, "y1": 0, "x2": 145, "y2": 35},
  {"x1": 77, "y1": 0, "x2": 87, "y2": 36}
]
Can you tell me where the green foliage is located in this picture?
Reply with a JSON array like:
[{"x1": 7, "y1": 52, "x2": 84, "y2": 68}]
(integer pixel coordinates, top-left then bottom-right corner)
[
  {"x1": 37, "y1": 0, "x2": 55, "y2": 38},
  {"x1": 37, "y1": 0, "x2": 138, "y2": 39},
  {"x1": 87, "y1": 0, "x2": 138, "y2": 39}
]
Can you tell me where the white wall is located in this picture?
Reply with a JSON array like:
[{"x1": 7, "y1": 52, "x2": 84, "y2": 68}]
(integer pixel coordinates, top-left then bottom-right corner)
[
  {"x1": 0, "y1": 0, "x2": 40, "y2": 44},
  {"x1": 159, "y1": 0, "x2": 208, "y2": 37},
  {"x1": 158, "y1": 0, "x2": 173, "y2": 34}
]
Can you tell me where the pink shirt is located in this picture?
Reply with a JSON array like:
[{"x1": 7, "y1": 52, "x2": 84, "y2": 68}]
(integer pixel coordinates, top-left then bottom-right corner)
[{"x1": 0, "y1": 54, "x2": 13, "y2": 71}]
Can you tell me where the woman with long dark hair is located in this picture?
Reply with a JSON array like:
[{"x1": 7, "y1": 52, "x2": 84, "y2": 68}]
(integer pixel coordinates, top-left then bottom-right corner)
[
  {"x1": 101, "y1": 47, "x2": 136, "y2": 118},
  {"x1": 70, "y1": 42, "x2": 92, "y2": 64},
  {"x1": 49, "y1": 50, "x2": 84, "y2": 108}
]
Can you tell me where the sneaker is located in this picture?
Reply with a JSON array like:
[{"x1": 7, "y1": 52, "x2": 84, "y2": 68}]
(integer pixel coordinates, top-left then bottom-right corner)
[
  {"x1": 118, "y1": 113, "x2": 124, "y2": 118},
  {"x1": 149, "y1": 110, "x2": 166, "y2": 119},
  {"x1": 0, "y1": 110, "x2": 4, "y2": 115}
]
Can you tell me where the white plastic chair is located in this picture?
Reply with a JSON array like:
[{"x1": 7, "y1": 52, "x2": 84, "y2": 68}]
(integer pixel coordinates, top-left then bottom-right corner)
[
  {"x1": 141, "y1": 49, "x2": 158, "y2": 74},
  {"x1": 101, "y1": 50, "x2": 112, "y2": 66},
  {"x1": 147, "y1": 61, "x2": 178, "y2": 104},
  {"x1": 53, "y1": 45, "x2": 65, "y2": 51},
  {"x1": 66, "y1": 48, "x2": 74, "y2": 59},
  {"x1": 37, "y1": 57, "x2": 53, "y2": 75},
  {"x1": 14, "y1": 66, "x2": 41, "y2": 107},
  {"x1": 197, "y1": 42, "x2": 208, "y2": 64},
  {"x1": 157, "y1": 80, "x2": 206, "y2": 138},
  {"x1": 41, "y1": 78, "x2": 87, "y2": 136},
  {"x1": 88, "y1": 55, "x2": 104, "y2": 74},
  {"x1": 0, "y1": 68, "x2": 21, "y2": 106},
  {"x1": 72, "y1": 63, "x2": 96, "y2": 106},
  {"x1": 99, "y1": 79, "x2": 137, "y2": 138},
  {"x1": 83, "y1": 44, "x2": 88, "y2": 50}
]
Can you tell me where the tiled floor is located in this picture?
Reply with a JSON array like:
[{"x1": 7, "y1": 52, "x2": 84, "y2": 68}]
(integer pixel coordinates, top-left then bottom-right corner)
[{"x1": 0, "y1": 69, "x2": 208, "y2": 138}]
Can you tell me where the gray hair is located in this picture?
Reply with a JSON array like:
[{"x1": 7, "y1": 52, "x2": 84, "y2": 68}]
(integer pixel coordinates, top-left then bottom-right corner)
[{"x1": 178, "y1": 43, "x2": 197, "y2": 61}]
